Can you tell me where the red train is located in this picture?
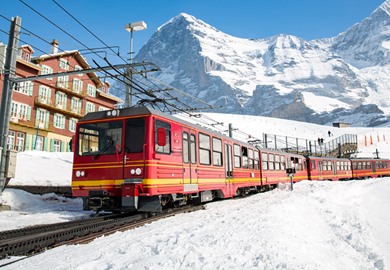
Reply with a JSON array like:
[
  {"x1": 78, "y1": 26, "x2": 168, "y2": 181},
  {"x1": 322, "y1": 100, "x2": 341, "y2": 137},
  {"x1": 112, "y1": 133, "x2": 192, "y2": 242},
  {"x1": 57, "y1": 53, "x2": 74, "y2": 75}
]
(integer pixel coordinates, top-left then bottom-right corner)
[{"x1": 71, "y1": 106, "x2": 390, "y2": 212}]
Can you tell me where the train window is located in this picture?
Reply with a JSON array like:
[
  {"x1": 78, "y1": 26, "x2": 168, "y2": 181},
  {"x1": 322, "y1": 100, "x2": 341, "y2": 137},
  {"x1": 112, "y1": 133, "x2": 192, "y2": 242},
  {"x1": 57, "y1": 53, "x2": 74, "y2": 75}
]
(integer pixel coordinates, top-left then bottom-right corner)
[
  {"x1": 254, "y1": 151, "x2": 259, "y2": 170},
  {"x1": 234, "y1": 144, "x2": 241, "y2": 168},
  {"x1": 336, "y1": 161, "x2": 340, "y2": 171},
  {"x1": 269, "y1": 154, "x2": 275, "y2": 170},
  {"x1": 212, "y1": 137, "x2": 223, "y2": 166},
  {"x1": 262, "y1": 153, "x2": 268, "y2": 170},
  {"x1": 281, "y1": 155, "x2": 286, "y2": 170},
  {"x1": 199, "y1": 133, "x2": 211, "y2": 165},
  {"x1": 327, "y1": 161, "x2": 332, "y2": 171},
  {"x1": 125, "y1": 119, "x2": 144, "y2": 153},
  {"x1": 183, "y1": 132, "x2": 189, "y2": 163},
  {"x1": 155, "y1": 120, "x2": 171, "y2": 154},
  {"x1": 190, "y1": 134, "x2": 196, "y2": 164},
  {"x1": 318, "y1": 161, "x2": 322, "y2": 171},
  {"x1": 358, "y1": 162, "x2": 362, "y2": 170},
  {"x1": 275, "y1": 154, "x2": 280, "y2": 170},
  {"x1": 367, "y1": 161, "x2": 371, "y2": 169},
  {"x1": 248, "y1": 149, "x2": 254, "y2": 169},
  {"x1": 298, "y1": 158, "x2": 303, "y2": 171},
  {"x1": 78, "y1": 120, "x2": 122, "y2": 156},
  {"x1": 353, "y1": 162, "x2": 357, "y2": 170},
  {"x1": 242, "y1": 146, "x2": 248, "y2": 168},
  {"x1": 311, "y1": 160, "x2": 316, "y2": 170}
]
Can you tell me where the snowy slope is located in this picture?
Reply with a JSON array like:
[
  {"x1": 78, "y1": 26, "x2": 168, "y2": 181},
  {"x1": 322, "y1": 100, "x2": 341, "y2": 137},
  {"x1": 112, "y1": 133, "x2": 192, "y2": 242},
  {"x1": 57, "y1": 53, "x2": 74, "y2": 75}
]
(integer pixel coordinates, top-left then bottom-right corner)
[
  {"x1": 2, "y1": 113, "x2": 390, "y2": 268},
  {"x1": 1, "y1": 179, "x2": 390, "y2": 269}
]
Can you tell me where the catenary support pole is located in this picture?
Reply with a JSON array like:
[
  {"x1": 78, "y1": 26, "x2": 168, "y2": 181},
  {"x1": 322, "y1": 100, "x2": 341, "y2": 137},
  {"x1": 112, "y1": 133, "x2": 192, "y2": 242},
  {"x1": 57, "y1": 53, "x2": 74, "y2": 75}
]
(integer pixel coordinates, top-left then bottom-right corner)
[{"x1": 0, "y1": 16, "x2": 21, "y2": 195}]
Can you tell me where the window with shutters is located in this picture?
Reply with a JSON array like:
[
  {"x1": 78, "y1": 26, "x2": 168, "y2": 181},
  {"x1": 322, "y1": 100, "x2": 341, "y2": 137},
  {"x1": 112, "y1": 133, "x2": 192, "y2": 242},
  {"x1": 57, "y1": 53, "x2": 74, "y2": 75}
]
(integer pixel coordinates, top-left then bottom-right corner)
[
  {"x1": 13, "y1": 79, "x2": 33, "y2": 96},
  {"x1": 54, "y1": 113, "x2": 66, "y2": 129},
  {"x1": 41, "y1": 65, "x2": 53, "y2": 80},
  {"x1": 57, "y1": 75, "x2": 69, "y2": 89},
  {"x1": 87, "y1": 84, "x2": 96, "y2": 97},
  {"x1": 72, "y1": 78, "x2": 83, "y2": 94},
  {"x1": 55, "y1": 91, "x2": 67, "y2": 110}
]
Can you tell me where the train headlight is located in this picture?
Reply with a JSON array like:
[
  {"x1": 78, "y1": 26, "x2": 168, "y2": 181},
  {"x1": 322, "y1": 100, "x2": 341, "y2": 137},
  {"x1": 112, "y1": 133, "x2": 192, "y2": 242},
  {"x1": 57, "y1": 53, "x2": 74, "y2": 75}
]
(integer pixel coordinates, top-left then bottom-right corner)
[
  {"x1": 130, "y1": 168, "x2": 142, "y2": 175},
  {"x1": 75, "y1": 170, "x2": 86, "y2": 177},
  {"x1": 107, "y1": 109, "x2": 120, "y2": 117}
]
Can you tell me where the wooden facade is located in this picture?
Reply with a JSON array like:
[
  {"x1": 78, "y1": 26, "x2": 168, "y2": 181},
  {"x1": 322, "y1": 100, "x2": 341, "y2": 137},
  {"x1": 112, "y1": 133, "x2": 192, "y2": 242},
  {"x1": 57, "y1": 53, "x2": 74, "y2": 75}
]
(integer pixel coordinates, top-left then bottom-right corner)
[{"x1": 0, "y1": 41, "x2": 122, "y2": 152}]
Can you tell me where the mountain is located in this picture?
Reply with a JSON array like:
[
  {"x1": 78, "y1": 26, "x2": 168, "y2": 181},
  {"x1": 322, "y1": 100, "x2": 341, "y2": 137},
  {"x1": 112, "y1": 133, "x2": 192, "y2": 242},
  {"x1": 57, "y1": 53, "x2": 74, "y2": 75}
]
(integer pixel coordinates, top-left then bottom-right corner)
[{"x1": 133, "y1": 2, "x2": 390, "y2": 127}]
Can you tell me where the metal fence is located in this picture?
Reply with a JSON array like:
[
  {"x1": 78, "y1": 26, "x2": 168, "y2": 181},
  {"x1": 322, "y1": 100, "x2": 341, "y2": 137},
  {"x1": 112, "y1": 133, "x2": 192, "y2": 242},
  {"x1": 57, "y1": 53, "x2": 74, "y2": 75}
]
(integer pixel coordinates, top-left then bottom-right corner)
[{"x1": 262, "y1": 133, "x2": 358, "y2": 157}]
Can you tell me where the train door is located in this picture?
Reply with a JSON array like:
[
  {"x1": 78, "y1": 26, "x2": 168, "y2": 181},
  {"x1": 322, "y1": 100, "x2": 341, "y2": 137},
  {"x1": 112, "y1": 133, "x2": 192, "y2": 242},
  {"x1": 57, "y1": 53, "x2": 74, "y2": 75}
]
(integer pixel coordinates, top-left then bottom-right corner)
[
  {"x1": 123, "y1": 118, "x2": 146, "y2": 180},
  {"x1": 182, "y1": 129, "x2": 198, "y2": 184},
  {"x1": 224, "y1": 143, "x2": 233, "y2": 196}
]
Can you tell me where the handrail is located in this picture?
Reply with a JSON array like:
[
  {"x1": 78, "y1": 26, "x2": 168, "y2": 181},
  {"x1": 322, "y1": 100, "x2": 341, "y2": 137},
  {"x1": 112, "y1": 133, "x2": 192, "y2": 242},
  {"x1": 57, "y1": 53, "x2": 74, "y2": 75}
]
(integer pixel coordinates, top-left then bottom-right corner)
[{"x1": 262, "y1": 133, "x2": 358, "y2": 158}]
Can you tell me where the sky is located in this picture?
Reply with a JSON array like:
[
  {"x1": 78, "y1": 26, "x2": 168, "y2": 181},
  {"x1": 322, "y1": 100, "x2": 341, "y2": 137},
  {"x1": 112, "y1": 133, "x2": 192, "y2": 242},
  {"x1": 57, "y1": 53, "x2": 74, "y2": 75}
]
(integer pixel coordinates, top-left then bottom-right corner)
[
  {"x1": 0, "y1": 0, "x2": 386, "y2": 67},
  {"x1": 1, "y1": 113, "x2": 390, "y2": 269}
]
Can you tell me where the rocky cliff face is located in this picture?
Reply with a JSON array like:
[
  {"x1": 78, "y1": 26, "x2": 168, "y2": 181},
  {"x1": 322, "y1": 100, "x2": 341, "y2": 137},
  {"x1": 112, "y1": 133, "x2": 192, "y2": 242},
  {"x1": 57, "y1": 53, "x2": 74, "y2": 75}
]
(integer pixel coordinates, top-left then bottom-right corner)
[{"x1": 131, "y1": 2, "x2": 390, "y2": 127}]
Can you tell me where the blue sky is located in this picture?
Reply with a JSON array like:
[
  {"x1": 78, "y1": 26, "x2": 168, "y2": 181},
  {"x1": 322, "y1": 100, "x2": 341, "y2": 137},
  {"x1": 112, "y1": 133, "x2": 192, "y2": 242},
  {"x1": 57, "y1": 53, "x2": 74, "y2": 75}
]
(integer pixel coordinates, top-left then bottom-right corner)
[{"x1": 0, "y1": 0, "x2": 385, "y2": 66}]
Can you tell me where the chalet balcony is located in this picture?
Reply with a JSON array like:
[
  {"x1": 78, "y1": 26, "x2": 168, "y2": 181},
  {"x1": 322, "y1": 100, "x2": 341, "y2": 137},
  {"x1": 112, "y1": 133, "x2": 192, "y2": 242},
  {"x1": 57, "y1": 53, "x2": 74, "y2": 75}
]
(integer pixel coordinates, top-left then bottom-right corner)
[
  {"x1": 34, "y1": 96, "x2": 85, "y2": 118},
  {"x1": 9, "y1": 114, "x2": 54, "y2": 132},
  {"x1": 55, "y1": 81, "x2": 86, "y2": 98}
]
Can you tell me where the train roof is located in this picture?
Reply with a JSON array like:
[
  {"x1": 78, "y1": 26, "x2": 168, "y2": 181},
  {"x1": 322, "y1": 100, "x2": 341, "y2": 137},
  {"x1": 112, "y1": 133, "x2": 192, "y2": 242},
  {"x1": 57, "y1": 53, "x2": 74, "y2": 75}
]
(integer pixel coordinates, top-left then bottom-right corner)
[
  {"x1": 79, "y1": 106, "x2": 262, "y2": 150},
  {"x1": 79, "y1": 106, "x2": 161, "y2": 122},
  {"x1": 307, "y1": 156, "x2": 350, "y2": 161}
]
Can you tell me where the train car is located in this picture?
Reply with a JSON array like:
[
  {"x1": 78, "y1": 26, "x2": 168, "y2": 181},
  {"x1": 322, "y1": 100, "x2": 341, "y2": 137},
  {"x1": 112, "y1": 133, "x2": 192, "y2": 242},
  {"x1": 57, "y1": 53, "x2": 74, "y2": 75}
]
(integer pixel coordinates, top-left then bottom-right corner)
[
  {"x1": 259, "y1": 149, "x2": 308, "y2": 186},
  {"x1": 72, "y1": 106, "x2": 262, "y2": 213},
  {"x1": 350, "y1": 158, "x2": 390, "y2": 179},
  {"x1": 306, "y1": 156, "x2": 352, "y2": 181}
]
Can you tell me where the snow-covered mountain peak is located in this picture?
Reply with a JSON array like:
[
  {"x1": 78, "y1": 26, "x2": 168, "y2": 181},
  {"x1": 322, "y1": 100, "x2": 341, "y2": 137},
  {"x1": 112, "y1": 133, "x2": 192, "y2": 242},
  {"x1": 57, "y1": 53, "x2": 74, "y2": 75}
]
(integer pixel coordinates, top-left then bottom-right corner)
[
  {"x1": 325, "y1": 1, "x2": 390, "y2": 68},
  {"x1": 133, "y1": 2, "x2": 390, "y2": 127}
]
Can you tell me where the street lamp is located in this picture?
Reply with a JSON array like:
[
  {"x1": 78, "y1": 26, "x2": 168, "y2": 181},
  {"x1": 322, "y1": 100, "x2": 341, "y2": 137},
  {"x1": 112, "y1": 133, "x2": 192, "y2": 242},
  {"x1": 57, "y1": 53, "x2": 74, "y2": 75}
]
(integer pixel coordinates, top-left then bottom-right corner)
[{"x1": 124, "y1": 21, "x2": 147, "y2": 107}]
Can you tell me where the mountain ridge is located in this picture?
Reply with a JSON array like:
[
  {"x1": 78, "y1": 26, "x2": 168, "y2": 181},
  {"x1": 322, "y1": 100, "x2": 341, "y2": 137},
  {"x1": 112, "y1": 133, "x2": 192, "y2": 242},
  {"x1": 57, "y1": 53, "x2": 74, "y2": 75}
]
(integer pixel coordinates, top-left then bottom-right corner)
[{"x1": 131, "y1": 2, "x2": 390, "y2": 127}]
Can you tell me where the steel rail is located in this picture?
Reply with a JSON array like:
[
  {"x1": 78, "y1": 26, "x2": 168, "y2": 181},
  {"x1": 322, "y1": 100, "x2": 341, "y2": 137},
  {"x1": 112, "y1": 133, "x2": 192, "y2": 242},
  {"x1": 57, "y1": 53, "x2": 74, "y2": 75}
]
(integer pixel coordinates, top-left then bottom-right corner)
[{"x1": 0, "y1": 205, "x2": 204, "y2": 259}]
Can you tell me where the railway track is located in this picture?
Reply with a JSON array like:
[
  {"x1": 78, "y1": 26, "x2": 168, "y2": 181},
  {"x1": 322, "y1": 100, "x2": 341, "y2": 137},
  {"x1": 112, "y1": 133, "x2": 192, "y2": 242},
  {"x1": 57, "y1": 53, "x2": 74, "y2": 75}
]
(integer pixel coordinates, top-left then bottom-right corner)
[{"x1": 0, "y1": 205, "x2": 204, "y2": 260}]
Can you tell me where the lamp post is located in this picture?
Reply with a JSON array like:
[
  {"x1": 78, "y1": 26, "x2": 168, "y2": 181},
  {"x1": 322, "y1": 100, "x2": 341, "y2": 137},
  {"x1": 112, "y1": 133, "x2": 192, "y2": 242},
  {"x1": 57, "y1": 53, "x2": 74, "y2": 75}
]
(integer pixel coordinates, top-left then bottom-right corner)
[{"x1": 124, "y1": 21, "x2": 147, "y2": 107}]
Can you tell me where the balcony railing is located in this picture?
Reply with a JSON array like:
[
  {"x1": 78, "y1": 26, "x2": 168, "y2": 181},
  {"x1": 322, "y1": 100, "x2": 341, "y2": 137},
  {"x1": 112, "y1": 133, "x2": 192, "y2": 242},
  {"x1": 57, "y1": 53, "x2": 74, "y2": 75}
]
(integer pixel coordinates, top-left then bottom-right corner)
[
  {"x1": 55, "y1": 82, "x2": 86, "y2": 98},
  {"x1": 34, "y1": 96, "x2": 84, "y2": 118},
  {"x1": 9, "y1": 114, "x2": 54, "y2": 132}
]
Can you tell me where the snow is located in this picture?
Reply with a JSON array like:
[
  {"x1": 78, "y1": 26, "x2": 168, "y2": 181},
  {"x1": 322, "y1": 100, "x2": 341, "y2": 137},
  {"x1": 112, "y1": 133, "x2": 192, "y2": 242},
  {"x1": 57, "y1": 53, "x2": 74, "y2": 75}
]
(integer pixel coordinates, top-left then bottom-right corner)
[
  {"x1": 1, "y1": 113, "x2": 390, "y2": 269},
  {"x1": 382, "y1": 40, "x2": 390, "y2": 50},
  {"x1": 302, "y1": 91, "x2": 352, "y2": 113}
]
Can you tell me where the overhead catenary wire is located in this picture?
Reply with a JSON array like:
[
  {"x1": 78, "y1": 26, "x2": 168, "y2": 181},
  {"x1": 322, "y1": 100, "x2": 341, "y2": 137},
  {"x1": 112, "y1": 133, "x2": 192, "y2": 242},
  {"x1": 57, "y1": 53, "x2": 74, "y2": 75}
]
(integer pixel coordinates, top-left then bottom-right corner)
[
  {"x1": 19, "y1": 0, "x2": 109, "y2": 64},
  {"x1": 3, "y1": 3, "x2": 223, "y2": 119},
  {"x1": 51, "y1": 0, "x2": 128, "y2": 64},
  {"x1": 0, "y1": 13, "x2": 100, "y2": 72}
]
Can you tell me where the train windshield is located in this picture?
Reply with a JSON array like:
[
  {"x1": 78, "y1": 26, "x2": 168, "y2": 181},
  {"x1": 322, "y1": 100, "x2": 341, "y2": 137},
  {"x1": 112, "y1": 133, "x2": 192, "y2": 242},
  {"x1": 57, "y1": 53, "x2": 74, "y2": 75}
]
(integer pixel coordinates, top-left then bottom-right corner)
[{"x1": 78, "y1": 121, "x2": 122, "y2": 156}]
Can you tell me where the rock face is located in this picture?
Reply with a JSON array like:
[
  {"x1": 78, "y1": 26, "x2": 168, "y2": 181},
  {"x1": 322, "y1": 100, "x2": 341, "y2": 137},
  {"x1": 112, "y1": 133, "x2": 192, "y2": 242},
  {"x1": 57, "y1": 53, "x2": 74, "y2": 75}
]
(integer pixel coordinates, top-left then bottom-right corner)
[{"x1": 129, "y1": 2, "x2": 390, "y2": 127}]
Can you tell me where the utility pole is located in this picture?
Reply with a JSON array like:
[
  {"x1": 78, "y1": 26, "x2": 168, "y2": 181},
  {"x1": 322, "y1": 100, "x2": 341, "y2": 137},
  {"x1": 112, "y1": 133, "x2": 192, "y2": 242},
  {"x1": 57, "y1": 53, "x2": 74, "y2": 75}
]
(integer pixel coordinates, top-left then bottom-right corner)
[
  {"x1": 0, "y1": 16, "x2": 21, "y2": 195},
  {"x1": 228, "y1": 123, "x2": 233, "y2": 138}
]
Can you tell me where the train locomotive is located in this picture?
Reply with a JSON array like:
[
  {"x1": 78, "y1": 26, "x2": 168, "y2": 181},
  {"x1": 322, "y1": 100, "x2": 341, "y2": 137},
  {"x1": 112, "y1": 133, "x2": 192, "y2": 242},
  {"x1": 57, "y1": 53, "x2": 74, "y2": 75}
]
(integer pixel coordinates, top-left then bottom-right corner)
[{"x1": 71, "y1": 106, "x2": 390, "y2": 213}]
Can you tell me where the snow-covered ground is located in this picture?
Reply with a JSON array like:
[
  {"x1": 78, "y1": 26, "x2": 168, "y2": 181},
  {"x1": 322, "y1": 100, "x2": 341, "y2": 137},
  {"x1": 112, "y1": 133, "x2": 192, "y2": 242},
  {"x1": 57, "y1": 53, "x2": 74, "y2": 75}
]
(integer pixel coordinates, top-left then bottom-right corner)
[{"x1": 1, "y1": 113, "x2": 390, "y2": 269}]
